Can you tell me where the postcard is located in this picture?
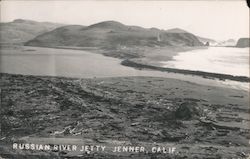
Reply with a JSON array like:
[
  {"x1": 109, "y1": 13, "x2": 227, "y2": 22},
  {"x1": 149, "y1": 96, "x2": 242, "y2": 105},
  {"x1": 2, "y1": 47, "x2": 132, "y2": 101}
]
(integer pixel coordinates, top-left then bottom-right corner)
[{"x1": 0, "y1": 0, "x2": 249, "y2": 158}]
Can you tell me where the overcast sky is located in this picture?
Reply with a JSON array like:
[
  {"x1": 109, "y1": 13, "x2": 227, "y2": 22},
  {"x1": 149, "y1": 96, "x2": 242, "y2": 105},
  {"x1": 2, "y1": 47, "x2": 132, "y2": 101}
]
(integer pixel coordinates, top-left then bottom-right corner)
[{"x1": 1, "y1": 0, "x2": 249, "y2": 41}]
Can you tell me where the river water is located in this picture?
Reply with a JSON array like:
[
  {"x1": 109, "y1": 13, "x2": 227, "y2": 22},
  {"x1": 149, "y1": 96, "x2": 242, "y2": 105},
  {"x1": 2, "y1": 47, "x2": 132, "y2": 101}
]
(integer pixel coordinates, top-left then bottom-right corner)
[{"x1": 0, "y1": 46, "x2": 249, "y2": 91}]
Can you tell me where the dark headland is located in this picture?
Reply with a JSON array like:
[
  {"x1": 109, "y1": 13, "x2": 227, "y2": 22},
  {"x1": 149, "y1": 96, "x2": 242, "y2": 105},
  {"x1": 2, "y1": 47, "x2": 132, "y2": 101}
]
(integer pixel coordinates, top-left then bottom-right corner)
[{"x1": 236, "y1": 38, "x2": 250, "y2": 48}]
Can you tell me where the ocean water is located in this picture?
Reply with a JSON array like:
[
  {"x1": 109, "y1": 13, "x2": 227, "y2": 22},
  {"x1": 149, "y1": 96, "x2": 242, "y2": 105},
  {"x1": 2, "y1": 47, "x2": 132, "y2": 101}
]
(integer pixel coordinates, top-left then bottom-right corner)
[{"x1": 162, "y1": 47, "x2": 249, "y2": 77}]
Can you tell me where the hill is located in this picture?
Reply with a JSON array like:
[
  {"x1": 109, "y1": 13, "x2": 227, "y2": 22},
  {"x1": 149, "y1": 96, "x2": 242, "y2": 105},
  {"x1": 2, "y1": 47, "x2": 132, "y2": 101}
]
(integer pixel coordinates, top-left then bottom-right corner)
[
  {"x1": 236, "y1": 38, "x2": 250, "y2": 48},
  {"x1": 165, "y1": 28, "x2": 188, "y2": 33},
  {"x1": 0, "y1": 19, "x2": 64, "y2": 44},
  {"x1": 25, "y1": 21, "x2": 203, "y2": 48},
  {"x1": 196, "y1": 36, "x2": 217, "y2": 45},
  {"x1": 216, "y1": 39, "x2": 237, "y2": 47}
]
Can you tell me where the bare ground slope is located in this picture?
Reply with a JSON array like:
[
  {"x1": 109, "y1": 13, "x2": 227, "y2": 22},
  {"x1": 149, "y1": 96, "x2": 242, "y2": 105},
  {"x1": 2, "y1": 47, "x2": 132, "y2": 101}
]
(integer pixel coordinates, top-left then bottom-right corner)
[{"x1": 0, "y1": 73, "x2": 249, "y2": 158}]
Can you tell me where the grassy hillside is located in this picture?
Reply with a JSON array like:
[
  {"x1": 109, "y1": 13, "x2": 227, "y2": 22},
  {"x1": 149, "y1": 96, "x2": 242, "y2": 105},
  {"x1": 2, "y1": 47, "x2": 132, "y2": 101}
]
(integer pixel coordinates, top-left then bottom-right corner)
[
  {"x1": 25, "y1": 21, "x2": 204, "y2": 48},
  {"x1": 0, "y1": 19, "x2": 64, "y2": 44}
]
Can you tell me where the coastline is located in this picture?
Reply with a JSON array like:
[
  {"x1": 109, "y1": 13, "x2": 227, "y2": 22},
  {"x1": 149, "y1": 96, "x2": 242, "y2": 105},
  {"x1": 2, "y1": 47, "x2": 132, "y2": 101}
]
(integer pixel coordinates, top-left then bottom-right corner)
[
  {"x1": 1, "y1": 45, "x2": 249, "y2": 92},
  {"x1": 121, "y1": 59, "x2": 250, "y2": 83},
  {"x1": 20, "y1": 45, "x2": 250, "y2": 83}
]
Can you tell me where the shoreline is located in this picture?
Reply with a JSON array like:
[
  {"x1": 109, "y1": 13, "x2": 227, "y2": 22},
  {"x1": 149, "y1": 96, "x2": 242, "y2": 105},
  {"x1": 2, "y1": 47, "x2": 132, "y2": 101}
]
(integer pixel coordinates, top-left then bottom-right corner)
[
  {"x1": 121, "y1": 59, "x2": 250, "y2": 83},
  {"x1": 23, "y1": 45, "x2": 249, "y2": 83},
  {"x1": 1, "y1": 45, "x2": 249, "y2": 92}
]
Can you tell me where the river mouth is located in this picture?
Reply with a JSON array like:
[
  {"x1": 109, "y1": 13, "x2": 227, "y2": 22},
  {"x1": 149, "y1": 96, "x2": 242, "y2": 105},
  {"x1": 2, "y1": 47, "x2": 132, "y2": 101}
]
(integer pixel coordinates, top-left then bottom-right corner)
[{"x1": 0, "y1": 45, "x2": 249, "y2": 91}]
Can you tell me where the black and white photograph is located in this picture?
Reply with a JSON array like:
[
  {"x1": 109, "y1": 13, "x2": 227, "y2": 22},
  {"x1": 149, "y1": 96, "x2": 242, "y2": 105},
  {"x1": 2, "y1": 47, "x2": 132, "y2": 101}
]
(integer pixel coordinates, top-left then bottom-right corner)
[{"x1": 0, "y1": 0, "x2": 249, "y2": 158}]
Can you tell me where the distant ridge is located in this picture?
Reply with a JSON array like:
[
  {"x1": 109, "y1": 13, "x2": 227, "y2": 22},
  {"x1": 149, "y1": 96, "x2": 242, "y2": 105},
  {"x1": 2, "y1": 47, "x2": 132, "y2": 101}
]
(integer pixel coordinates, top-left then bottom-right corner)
[
  {"x1": 87, "y1": 21, "x2": 127, "y2": 30},
  {"x1": 196, "y1": 36, "x2": 217, "y2": 44},
  {"x1": 0, "y1": 19, "x2": 64, "y2": 44},
  {"x1": 13, "y1": 19, "x2": 37, "y2": 24},
  {"x1": 166, "y1": 28, "x2": 188, "y2": 33},
  {"x1": 25, "y1": 20, "x2": 204, "y2": 47}
]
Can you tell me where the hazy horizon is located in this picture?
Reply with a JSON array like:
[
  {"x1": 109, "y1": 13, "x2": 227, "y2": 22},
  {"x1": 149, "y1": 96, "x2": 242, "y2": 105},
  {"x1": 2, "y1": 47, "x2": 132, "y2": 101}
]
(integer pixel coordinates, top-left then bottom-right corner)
[{"x1": 1, "y1": 0, "x2": 249, "y2": 41}]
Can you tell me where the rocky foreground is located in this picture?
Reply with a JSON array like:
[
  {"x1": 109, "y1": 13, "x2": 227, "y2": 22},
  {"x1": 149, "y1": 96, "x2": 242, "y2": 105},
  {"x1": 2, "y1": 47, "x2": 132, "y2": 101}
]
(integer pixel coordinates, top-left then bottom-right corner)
[{"x1": 0, "y1": 73, "x2": 249, "y2": 158}]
